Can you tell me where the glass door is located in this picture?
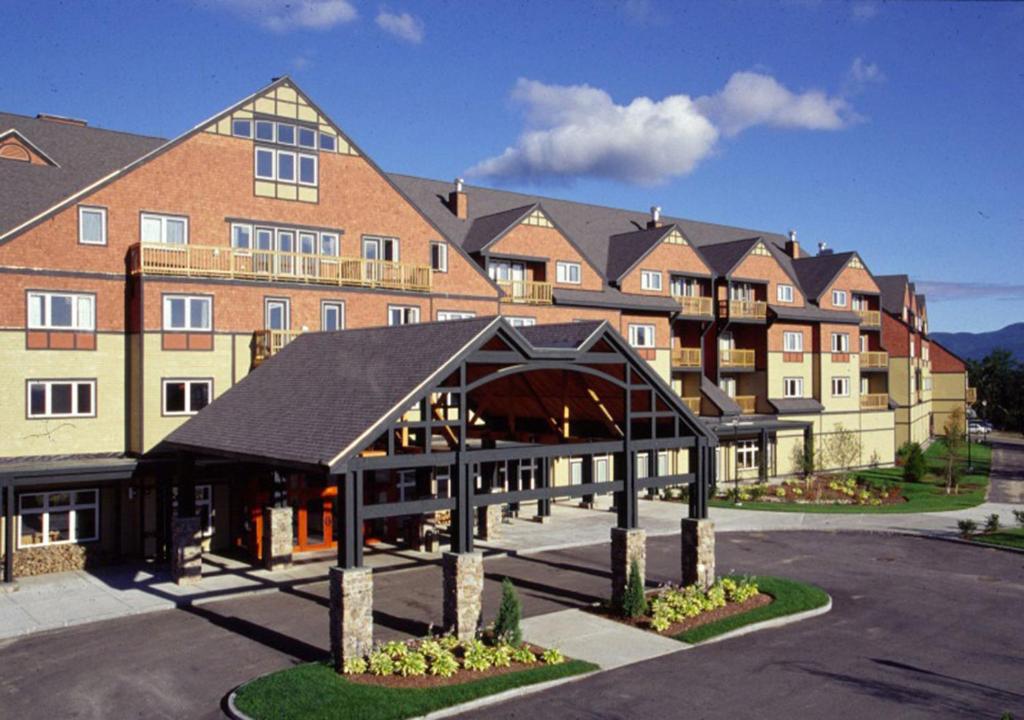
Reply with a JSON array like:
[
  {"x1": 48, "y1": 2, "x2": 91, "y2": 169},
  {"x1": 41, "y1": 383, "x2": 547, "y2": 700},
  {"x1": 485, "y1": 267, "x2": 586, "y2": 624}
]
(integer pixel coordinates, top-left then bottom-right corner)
[
  {"x1": 299, "y1": 231, "x2": 318, "y2": 277},
  {"x1": 254, "y1": 227, "x2": 274, "y2": 274},
  {"x1": 276, "y1": 230, "x2": 295, "y2": 276}
]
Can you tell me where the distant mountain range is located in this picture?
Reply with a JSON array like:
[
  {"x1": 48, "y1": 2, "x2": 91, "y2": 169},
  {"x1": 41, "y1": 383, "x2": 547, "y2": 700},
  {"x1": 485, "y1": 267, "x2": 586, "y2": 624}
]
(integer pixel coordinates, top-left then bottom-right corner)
[{"x1": 931, "y1": 322, "x2": 1024, "y2": 362}]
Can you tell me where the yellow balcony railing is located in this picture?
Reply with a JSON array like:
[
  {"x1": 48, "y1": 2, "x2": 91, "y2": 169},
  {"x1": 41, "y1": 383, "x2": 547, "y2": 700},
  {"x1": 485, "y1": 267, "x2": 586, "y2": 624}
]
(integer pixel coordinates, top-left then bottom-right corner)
[
  {"x1": 966, "y1": 387, "x2": 977, "y2": 403},
  {"x1": 857, "y1": 309, "x2": 881, "y2": 326},
  {"x1": 129, "y1": 243, "x2": 433, "y2": 292},
  {"x1": 726, "y1": 299, "x2": 767, "y2": 320},
  {"x1": 681, "y1": 396, "x2": 701, "y2": 414},
  {"x1": 720, "y1": 348, "x2": 755, "y2": 369},
  {"x1": 860, "y1": 351, "x2": 889, "y2": 369},
  {"x1": 253, "y1": 329, "x2": 302, "y2": 366},
  {"x1": 672, "y1": 347, "x2": 702, "y2": 368},
  {"x1": 861, "y1": 393, "x2": 888, "y2": 410},
  {"x1": 735, "y1": 395, "x2": 757, "y2": 414},
  {"x1": 497, "y1": 280, "x2": 553, "y2": 304},
  {"x1": 674, "y1": 295, "x2": 714, "y2": 317}
]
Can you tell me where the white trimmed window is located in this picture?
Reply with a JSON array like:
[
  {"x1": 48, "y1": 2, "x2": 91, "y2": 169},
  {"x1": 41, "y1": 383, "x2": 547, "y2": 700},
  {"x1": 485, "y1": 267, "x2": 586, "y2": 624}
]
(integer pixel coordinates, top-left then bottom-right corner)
[
  {"x1": 255, "y1": 147, "x2": 274, "y2": 179},
  {"x1": 635, "y1": 452, "x2": 649, "y2": 479},
  {"x1": 736, "y1": 440, "x2": 759, "y2": 470},
  {"x1": 232, "y1": 118, "x2": 252, "y2": 138},
  {"x1": 831, "y1": 376, "x2": 850, "y2": 397},
  {"x1": 298, "y1": 154, "x2": 317, "y2": 186},
  {"x1": 783, "y1": 331, "x2": 803, "y2": 352},
  {"x1": 832, "y1": 289, "x2": 848, "y2": 307},
  {"x1": 298, "y1": 126, "x2": 317, "y2": 149},
  {"x1": 162, "y1": 379, "x2": 212, "y2": 416},
  {"x1": 431, "y1": 242, "x2": 448, "y2": 272},
  {"x1": 231, "y1": 223, "x2": 252, "y2": 250},
  {"x1": 141, "y1": 213, "x2": 188, "y2": 245},
  {"x1": 783, "y1": 377, "x2": 804, "y2": 398},
  {"x1": 255, "y1": 120, "x2": 275, "y2": 141},
  {"x1": 777, "y1": 284, "x2": 794, "y2": 303},
  {"x1": 253, "y1": 148, "x2": 317, "y2": 187},
  {"x1": 569, "y1": 457, "x2": 583, "y2": 485},
  {"x1": 628, "y1": 324, "x2": 655, "y2": 348},
  {"x1": 27, "y1": 380, "x2": 95, "y2": 418},
  {"x1": 640, "y1": 270, "x2": 662, "y2": 291},
  {"x1": 437, "y1": 311, "x2": 475, "y2": 321},
  {"x1": 163, "y1": 295, "x2": 211, "y2": 331},
  {"x1": 277, "y1": 150, "x2": 296, "y2": 182},
  {"x1": 388, "y1": 305, "x2": 420, "y2": 326},
  {"x1": 27, "y1": 292, "x2": 95, "y2": 331},
  {"x1": 78, "y1": 206, "x2": 107, "y2": 245},
  {"x1": 276, "y1": 123, "x2": 296, "y2": 145},
  {"x1": 506, "y1": 316, "x2": 536, "y2": 327},
  {"x1": 657, "y1": 450, "x2": 670, "y2": 476},
  {"x1": 321, "y1": 301, "x2": 345, "y2": 331},
  {"x1": 831, "y1": 332, "x2": 850, "y2": 353},
  {"x1": 18, "y1": 489, "x2": 99, "y2": 548},
  {"x1": 910, "y1": 339, "x2": 916, "y2": 358},
  {"x1": 556, "y1": 261, "x2": 581, "y2": 284}
]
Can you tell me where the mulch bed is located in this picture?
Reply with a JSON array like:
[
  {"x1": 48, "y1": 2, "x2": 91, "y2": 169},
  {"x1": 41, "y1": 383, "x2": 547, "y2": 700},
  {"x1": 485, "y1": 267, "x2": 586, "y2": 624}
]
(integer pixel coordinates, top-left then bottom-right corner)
[
  {"x1": 588, "y1": 592, "x2": 774, "y2": 636},
  {"x1": 347, "y1": 643, "x2": 557, "y2": 689},
  {"x1": 749, "y1": 476, "x2": 905, "y2": 506}
]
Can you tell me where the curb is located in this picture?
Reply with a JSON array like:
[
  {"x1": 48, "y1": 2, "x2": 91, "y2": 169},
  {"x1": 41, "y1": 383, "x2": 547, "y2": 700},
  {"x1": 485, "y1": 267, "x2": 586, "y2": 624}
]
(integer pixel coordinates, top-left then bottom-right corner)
[{"x1": 683, "y1": 595, "x2": 833, "y2": 648}]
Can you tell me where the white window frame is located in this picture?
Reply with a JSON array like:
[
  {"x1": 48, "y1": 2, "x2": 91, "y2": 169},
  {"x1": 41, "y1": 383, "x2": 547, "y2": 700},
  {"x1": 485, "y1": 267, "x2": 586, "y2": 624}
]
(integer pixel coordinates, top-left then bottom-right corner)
[
  {"x1": 297, "y1": 153, "x2": 318, "y2": 186},
  {"x1": 569, "y1": 457, "x2": 583, "y2": 485},
  {"x1": 388, "y1": 305, "x2": 420, "y2": 326},
  {"x1": 635, "y1": 452, "x2": 649, "y2": 479},
  {"x1": 657, "y1": 450, "x2": 670, "y2": 477},
  {"x1": 640, "y1": 270, "x2": 662, "y2": 291},
  {"x1": 556, "y1": 261, "x2": 582, "y2": 285},
  {"x1": 276, "y1": 150, "x2": 296, "y2": 183},
  {"x1": 232, "y1": 118, "x2": 252, "y2": 138},
  {"x1": 231, "y1": 223, "x2": 253, "y2": 251},
  {"x1": 163, "y1": 295, "x2": 212, "y2": 332},
  {"x1": 783, "y1": 377, "x2": 804, "y2": 399},
  {"x1": 593, "y1": 455, "x2": 610, "y2": 482},
  {"x1": 777, "y1": 284, "x2": 794, "y2": 303},
  {"x1": 162, "y1": 378, "x2": 213, "y2": 416},
  {"x1": 27, "y1": 380, "x2": 96, "y2": 418},
  {"x1": 831, "y1": 332, "x2": 850, "y2": 353},
  {"x1": 736, "y1": 440, "x2": 759, "y2": 470},
  {"x1": 832, "y1": 289, "x2": 848, "y2": 307},
  {"x1": 783, "y1": 331, "x2": 803, "y2": 352},
  {"x1": 321, "y1": 301, "x2": 345, "y2": 331},
  {"x1": 297, "y1": 126, "x2": 318, "y2": 149},
  {"x1": 506, "y1": 316, "x2": 536, "y2": 327},
  {"x1": 831, "y1": 376, "x2": 850, "y2": 397},
  {"x1": 431, "y1": 241, "x2": 448, "y2": 273},
  {"x1": 276, "y1": 122, "x2": 296, "y2": 145},
  {"x1": 27, "y1": 291, "x2": 95, "y2": 331},
  {"x1": 17, "y1": 489, "x2": 99, "y2": 549},
  {"x1": 78, "y1": 206, "x2": 107, "y2": 246},
  {"x1": 437, "y1": 311, "x2": 475, "y2": 321},
  {"x1": 140, "y1": 213, "x2": 188, "y2": 245},
  {"x1": 255, "y1": 147, "x2": 275, "y2": 180},
  {"x1": 254, "y1": 120, "x2": 275, "y2": 142},
  {"x1": 628, "y1": 324, "x2": 655, "y2": 348}
]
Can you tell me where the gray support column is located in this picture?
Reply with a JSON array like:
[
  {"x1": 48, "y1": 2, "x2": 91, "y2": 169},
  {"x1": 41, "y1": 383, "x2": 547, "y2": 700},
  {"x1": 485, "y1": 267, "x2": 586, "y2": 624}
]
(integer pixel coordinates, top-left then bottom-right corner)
[
  {"x1": 534, "y1": 458, "x2": 551, "y2": 523},
  {"x1": 610, "y1": 526, "x2": 646, "y2": 608},
  {"x1": 329, "y1": 566, "x2": 373, "y2": 671},
  {"x1": 579, "y1": 455, "x2": 595, "y2": 509},
  {"x1": 263, "y1": 506, "x2": 293, "y2": 570},
  {"x1": 450, "y1": 458, "x2": 474, "y2": 553},
  {"x1": 4, "y1": 482, "x2": 14, "y2": 583},
  {"x1": 681, "y1": 518, "x2": 715, "y2": 589},
  {"x1": 442, "y1": 550, "x2": 483, "y2": 640},
  {"x1": 337, "y1": 471, "x2": 363, "y2": 569},
  {"x1": 645, "y1": 449, "x2": 658, "y2": 499},
  {"x1": 759, "y1": 428, "x2": 769, "y2": 484}
]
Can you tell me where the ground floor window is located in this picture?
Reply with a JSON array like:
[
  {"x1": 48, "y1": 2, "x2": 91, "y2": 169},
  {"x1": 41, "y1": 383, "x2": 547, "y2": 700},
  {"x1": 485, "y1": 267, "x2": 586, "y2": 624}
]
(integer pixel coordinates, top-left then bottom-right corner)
[
  {"x1": 163, "y1": 379, "x2": 212, "y2": 415},
  {"x1": 27, "y1": 379, "x2": 96, "y2": 418},
  {"x1": 18, "y1": 489, "x2": 99, "y2": 548},
  {"x1": 636, "y1": 452, "x2": 649, "y2": 479},
  {"x1": 569, "y1": 457, "x2": 583, "y2": 484},
  {"x1": 736, "y1": 440, "x2": 759, "y2": 471}
]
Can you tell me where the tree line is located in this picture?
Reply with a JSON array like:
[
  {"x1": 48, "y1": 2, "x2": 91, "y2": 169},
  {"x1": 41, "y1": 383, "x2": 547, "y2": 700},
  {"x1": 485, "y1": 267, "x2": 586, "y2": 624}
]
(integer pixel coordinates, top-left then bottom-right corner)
[{"x1": 968, "y1": 349, "x2": 1024, "y2": 432}]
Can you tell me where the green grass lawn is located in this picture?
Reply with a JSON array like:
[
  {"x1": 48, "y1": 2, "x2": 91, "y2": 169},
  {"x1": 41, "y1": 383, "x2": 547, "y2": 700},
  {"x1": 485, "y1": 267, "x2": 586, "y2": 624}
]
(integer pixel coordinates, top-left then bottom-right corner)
[
  {"x1": 233, "y1": 659, "x2": 597, "y2": 720},
  {"x1": 972, "y1": 528, "x2": 1024, "y2": 550},
  {"x1": 675, "y1": 575, "x2": 829, "y2": 644},
  {"x1": 710, "y1": 441, "x2": 992, "y2": 514}
]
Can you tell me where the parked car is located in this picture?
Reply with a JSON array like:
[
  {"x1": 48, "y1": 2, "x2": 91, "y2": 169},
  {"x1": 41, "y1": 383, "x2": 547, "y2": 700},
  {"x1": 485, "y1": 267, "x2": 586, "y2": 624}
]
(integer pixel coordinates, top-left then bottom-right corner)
[{"x1": 968, "y1": 421, "x2": 992, "y2": 435}]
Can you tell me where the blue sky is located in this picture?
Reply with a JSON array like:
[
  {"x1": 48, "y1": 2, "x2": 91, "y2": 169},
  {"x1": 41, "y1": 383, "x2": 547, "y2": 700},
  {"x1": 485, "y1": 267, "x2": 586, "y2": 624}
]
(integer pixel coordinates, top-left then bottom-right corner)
[{"x1": 3, "y1": 0, "x2": 1022, "y2": 332}]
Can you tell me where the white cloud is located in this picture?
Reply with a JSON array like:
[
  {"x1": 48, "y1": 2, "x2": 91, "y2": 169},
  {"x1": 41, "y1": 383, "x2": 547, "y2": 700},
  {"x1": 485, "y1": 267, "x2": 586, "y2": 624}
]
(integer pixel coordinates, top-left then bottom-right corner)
[
  {"x1": 215, "y1": 0, "x2": 357, "y2": 32},
  {"x1": 851, "y1": 2, "x2": 879, "y2": 21},
  {"x1": 375, "y1": 10, "x2": 424, "y2": 43},
  {"x1": 469, "y1": 71, "x2": 858, "y2": 185},
  {"x1": 848, "y1": 57, "x2": 884, "y2": 85},
  {"x1": 696, "y1": 71, "x2": 852, "y2": 137},
  {"x1": 468, "y1": 79, "x2": 718, "y2": 185}
]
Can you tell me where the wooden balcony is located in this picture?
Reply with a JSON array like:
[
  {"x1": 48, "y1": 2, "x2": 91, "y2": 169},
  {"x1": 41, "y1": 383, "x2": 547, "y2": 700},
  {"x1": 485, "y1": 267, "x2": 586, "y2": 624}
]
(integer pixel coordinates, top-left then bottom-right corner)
[
  {"x1": 966, "y1": 387, "x2": 977, "y2": 403},
  {"x1": 860, "y1": 351, "x2": 889, "y2": 369},
  {"x1": 735, "y1": 395, "x2": 757, "y2": 414},
  {"x1": 497, "y1": 279, "x2": 553, "y2": 305},
  {"x1": 860, "y1": 393, "x2": 889, "y2": 410},
  {"x1": 681, "y1": 396, "x2": 701, "y2": 414},
  {"x1": 725, "y1": 299, "x2": 768, "y2": 320},
  {"x1": 720, "y1": 348, "x2": 756, "y2": 369},
  {"x1": 857, "y1": 309, "x2": 881, "y2": 327},
  {"x1": 671, "y1": 347, "x2": 702, "y2": 369},
  {"x1": 253, "y1": 329, "x2": 302, "y2": 366},
  {"x1": 674, "y1": 295, "x2": 714, "y2": 317},
  {"x1": 129, "y1": 243, "x2": 433, "y2": 292}
]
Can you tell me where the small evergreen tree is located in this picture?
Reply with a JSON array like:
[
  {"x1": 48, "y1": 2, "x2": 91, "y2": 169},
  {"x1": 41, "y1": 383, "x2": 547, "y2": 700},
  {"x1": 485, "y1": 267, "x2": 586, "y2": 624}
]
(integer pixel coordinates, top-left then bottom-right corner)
[
  {"x1": 621, "y1": 558, "x2": 647, "y2": 618},
  {"x1": 493, "y1": 577, "x2": 522, "y2": 645},
  {"x1": 902, "y1": 443, "x2": 927, "y2": 483}
]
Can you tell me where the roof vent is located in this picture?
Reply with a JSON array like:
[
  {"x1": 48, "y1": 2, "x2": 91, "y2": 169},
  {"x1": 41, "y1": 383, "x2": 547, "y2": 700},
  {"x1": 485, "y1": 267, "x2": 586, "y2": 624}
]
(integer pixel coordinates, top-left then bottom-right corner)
[
  {"x1": 35, "y1": 113, "x2": 87, "y2": 127},
  {"x1": 817, "y1": 241, "x2": 828, "y2": 255},
  {"x1": 647, "y1": 205, "x2": 663, "y2": 229}
]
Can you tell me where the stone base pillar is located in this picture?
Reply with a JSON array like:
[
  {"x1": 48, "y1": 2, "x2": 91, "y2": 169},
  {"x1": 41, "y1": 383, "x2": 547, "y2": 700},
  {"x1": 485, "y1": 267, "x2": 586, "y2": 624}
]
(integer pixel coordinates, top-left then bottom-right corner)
[
  {"x1": 329, "y1": 566, "x2": 373, "y2": 671},
  {"x1": 476, "y1": 504, "x2": 502, "y2": 541},
  {"x1": 171, "y1": 516, "x2": 202, "y2": 585},
  {"x1": 262, "y1": 506, "x2": 293, "y2": 571},
  {"x1": 443, "y1": 551, "x2": 483, "y2": 640},
  {"x1": 610, "y1": 527, "x2": 646, "y2": 608},
  {"x1": 681, "y1": 518, "x2": 715, "y2": 589}
]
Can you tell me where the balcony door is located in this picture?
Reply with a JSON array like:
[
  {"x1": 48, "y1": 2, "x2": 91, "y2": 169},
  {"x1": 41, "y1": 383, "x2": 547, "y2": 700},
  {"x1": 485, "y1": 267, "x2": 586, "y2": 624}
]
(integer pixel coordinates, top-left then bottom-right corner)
[
  {"x1": 719, "y1": 377, "x2": 737, "y2": 398},
  {"x1": 730, "y1": 283, "x2": 753, "y2": 301}
]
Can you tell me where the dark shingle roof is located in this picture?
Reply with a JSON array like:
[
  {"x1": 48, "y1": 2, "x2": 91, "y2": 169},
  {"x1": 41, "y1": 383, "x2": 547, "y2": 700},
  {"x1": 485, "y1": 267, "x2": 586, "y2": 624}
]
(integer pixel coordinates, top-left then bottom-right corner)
[
  {"x1": 553, "y1": 287, "x2": 681, "y2": 312},
  {"x1": 518, "y1": 320, "x2": 601, "y2": 349},
  {"x1": 696, "y1": 237, "x2": 762, "y2": 277},
  {"x1": 768, "y1": 398, "x2": 824, "y2": 415},
  {"x1": 462, "y1": 204, "x2": 535, "y2": 254},
  {"x1": 605, "y1": 225, "x2": 673, "y2": 281},
  {"x1": 875, "y1": 274, "x2": 910, "y2": 314},
  {"x1": 0, "y1": 112, "x2": 165, "y2": 237},
  {"x1": 769, "y1": 304, "x2": 861, "y2": 325},
  {"x1": 792, "y1": 252, "x2": 856, "y2": 301},
  {"x1": 701, "y1": 377, "x2": 741, "y2": 416}
]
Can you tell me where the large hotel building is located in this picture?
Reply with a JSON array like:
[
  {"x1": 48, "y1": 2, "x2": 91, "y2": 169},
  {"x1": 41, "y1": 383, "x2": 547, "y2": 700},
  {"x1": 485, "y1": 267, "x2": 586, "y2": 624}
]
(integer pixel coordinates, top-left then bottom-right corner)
[{"x1": 0, "y1": 78, "x2": 973, "y2": 579}]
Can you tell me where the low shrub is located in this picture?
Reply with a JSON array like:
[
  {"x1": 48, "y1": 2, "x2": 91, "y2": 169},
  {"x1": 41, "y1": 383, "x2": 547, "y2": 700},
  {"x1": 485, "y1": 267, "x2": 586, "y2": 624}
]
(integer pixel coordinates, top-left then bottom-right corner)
[
  {"x1": 427, "y1": 650, "x2": 459, "y2": 678},
  {"x1": 985, "y1": 513, "x2": 1001, "y2": 533},
  {"x1": 902, "y1": 443, "x2": 927, "y2": 482},
  {"x1": 394, "y1": 651, "x2": 428, "y2": 677},
  {"x1": 957, "y1": 519, "x2": 978, "y2": 538},
  {"x1": 512, "y1": 645, "x2": 538, "y2": 664},
  {"x1": 342, "y1": 657, "x2": 368, "y2": 675},
  {"x1": 462, "y1": 640, "x2": 493, "y2": 672},
  {"x1": 493, "y1": 578, "x2": 523, "y2": 646},
  {"x1": 621, "y1": 558, "x2": 647, "y2": 618},
  {"x1": 1014, "y1": 509, "x2": 1024, "y2": 529},
  {"x1": 541, "y1": 648, "x2": 565, "y2": 665},
  {"x1": 369, "y1": 650, "x2": 395, "y2": 676},
  {"x1": 647, "y1": 578, "x2": 760, "y2": 632}
]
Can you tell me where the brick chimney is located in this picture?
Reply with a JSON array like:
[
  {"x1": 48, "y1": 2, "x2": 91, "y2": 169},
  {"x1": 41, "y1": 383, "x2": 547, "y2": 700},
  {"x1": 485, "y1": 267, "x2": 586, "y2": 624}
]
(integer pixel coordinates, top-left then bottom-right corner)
[
  {"x1": 646, "y1": 206, "x2": 663, "y2": 229},
  {"x1": 448, "y1": 178, "x2": 468, "y2": 220},
  {"x1": 786, "y1": 230, "x2": 800, "y2": 258}
]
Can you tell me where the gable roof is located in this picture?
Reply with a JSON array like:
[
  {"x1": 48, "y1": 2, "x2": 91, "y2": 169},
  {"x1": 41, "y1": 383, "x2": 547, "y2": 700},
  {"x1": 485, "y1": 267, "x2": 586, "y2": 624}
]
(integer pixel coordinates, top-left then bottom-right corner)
[
  {"x1": 875, "y1": 274, "x2": 910, "y2": 314},
  {"x1": 696, "y1": 236, "x2": 763, "y2": 277},
  {"x1": 792, "y1": 251, "x2": 859, "y2": 302},
  {"x1": 462, "y1": 204, "x2": 535, "y2": 254},
  {"x1": 604, "y1": 224, "x2": 708, "y2": 283}
]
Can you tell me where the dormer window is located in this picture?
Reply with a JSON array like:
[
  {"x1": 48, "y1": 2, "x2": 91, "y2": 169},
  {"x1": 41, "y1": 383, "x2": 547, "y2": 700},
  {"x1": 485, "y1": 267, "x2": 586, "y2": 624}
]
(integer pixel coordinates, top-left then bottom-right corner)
[
  {"x1": 832, "y1": 289, "x2": 848, "y2": 307},
  {"x1": 640, "y1": 270, "x2": 662, "y2": 291}
]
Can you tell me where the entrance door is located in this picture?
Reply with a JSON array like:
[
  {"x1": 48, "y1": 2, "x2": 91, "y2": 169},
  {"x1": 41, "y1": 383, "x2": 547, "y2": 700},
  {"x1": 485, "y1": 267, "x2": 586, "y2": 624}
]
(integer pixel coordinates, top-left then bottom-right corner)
[{"x1": 291, "y1": 484, "x2": 336, "y2": 552}]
